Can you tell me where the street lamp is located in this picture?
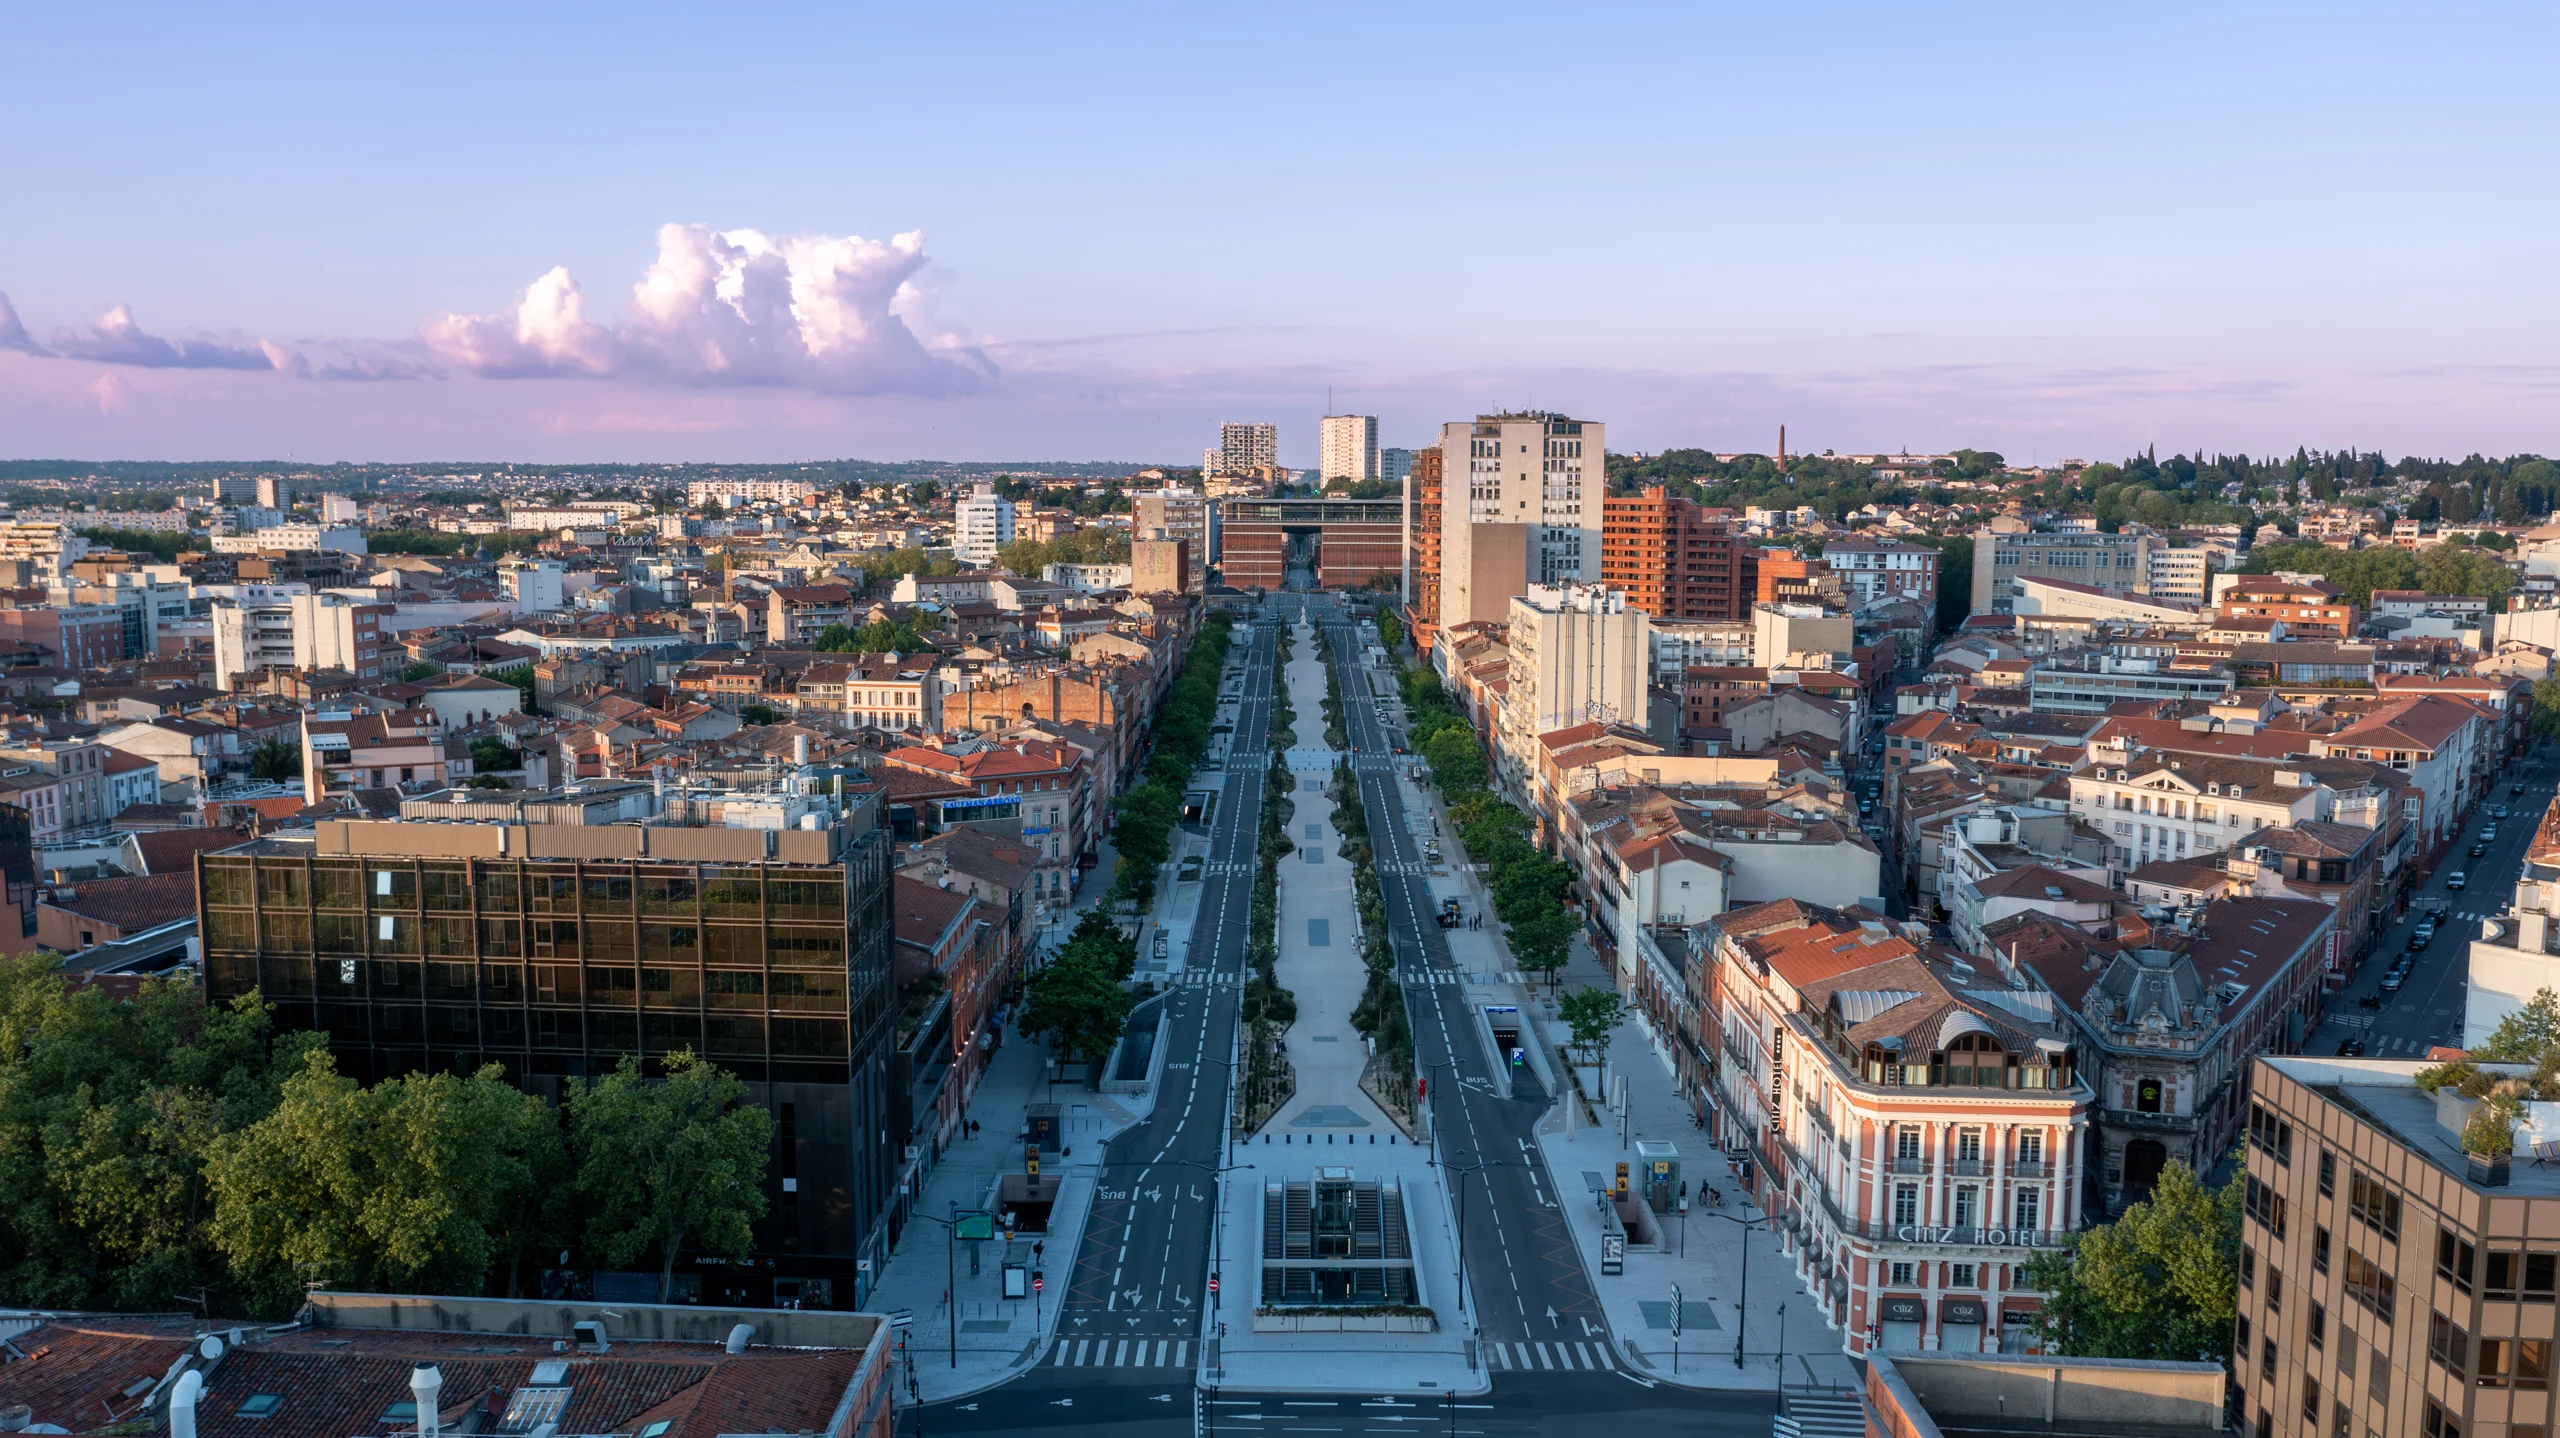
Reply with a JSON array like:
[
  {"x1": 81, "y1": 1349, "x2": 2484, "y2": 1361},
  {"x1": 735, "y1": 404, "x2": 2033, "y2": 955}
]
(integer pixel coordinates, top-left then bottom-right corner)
[
  {"x1": 905, "y1": 1202, "x2": 997, "y2": 1369},
  {"x1": 1698, "y1": 1208, "x2": 1778, "y2": 1370}
]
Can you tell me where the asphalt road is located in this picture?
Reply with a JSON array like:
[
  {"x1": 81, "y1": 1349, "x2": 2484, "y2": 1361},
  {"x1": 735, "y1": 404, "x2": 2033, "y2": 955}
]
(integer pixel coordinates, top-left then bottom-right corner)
[
  {"x1": 1309, "y1": 599, "x2": 1611, "y2": 1352},
  {"x1": 2312, "y1": 746, "x2": 2560, "y2": 1058},
  {"x1": 913, "y1": 600, "x2": 1762, "y2": 1437}
]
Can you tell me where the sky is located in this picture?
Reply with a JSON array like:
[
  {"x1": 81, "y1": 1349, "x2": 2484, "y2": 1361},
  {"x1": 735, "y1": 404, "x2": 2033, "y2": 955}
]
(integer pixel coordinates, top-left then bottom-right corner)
[{"x1": 3, "y1": 2, "x2": 2557, "y2": 467}]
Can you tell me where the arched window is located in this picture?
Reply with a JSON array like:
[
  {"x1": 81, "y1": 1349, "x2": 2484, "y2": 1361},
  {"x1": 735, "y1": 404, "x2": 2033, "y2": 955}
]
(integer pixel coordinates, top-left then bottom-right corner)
[{"x1": 1939, "y1": 1032, "x2": 2009, "y2": 1088}]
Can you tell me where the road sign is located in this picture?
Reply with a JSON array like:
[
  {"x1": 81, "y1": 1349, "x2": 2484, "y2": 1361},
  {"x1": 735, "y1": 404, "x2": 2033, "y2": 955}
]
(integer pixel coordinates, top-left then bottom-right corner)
[
  {"x1": 1034, "y1": 1273, "x2": 1045, "y2": 1292},
  {"x1": 1602, "y1": 1234, "x2": 1625, "y2": 1276},
  {"x1": 955, "y1": 1211, "x2": 995, "y2": 1242},
  {"x1": 1209, "y1": 1275, "x2": 1220, "y2": 1294},
  {"x1": 888, "y1": 1308, "x2": 914, "y2": 1330},
  {"x1": 1615, "y1": 1162, "x2": 1629, "y2": 1198}
]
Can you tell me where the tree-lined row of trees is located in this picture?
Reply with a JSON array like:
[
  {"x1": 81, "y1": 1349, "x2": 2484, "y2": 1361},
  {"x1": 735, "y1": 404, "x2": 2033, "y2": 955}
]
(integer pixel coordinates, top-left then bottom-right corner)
[
  {"x1": 0, "y1": 960, "x2": 771, "y2": 1319},
  {"x1": 1108, "y1": 614, "x2": 1235, "y2": 905},
  {"x1": 1019, "y1": 908, "x2": 1137, "y2": 1076},
  {"x1": 1396, "y1": 667, "x2": 1573, "y2": 984},
  {"x1": 2241, "y1": 539, "x2": 2516, "y2": 606}
]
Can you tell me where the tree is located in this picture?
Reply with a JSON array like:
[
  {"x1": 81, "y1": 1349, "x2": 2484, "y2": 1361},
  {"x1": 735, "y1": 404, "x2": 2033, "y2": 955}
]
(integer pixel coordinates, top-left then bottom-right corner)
[
  {"x1": 1422, "y1": 728, "x2": 1486, "y2": 793},
  {"x1": 2020, "y1": 1160, "x2": 2239, "y2": 1363},
  {"x1": 2475, "y1": 988, "x2": 2560, "y2": 1062},
  {"x1": 568, "y1": 1050, "x2": 772, "y2": 1303},
  {"x1": 1558, "y1": 987, "x2": 1624, "y2": 1075},
  {"x1": 0, "y1": 963, "x2": 318, "y2": 1314},
  {"x1": 1021, "y1": 947, "x2": 1132, "y2": 1077},
  {"x1": 1376, "y1": 609, "x2": 1404, "y2": 655},
  {"x1": 739, "y1": 702, "x2": 782, "y2": 725},
  {"x1": 398, "y1": 661, "x2": 444, "y2": 684},
  {"x1": 247, "y1": 737, "x2": 301, "y2": 783},
  {"x1": 207, "y1": 1052, "x2": 569, "y2": 1313},
  {"x1": 468, "y1": 737, "x2": 517, "y2": 773}
]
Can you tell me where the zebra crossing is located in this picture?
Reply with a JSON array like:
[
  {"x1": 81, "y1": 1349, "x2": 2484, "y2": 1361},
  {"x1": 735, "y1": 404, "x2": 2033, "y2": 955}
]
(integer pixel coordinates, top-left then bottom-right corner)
[
  {"x1": 1047, "y1": 1336, "x2": 1191, "y2": 1368},
  {"x1": 1483, "y1": 1339, "x2": 1616, "y2": 1372},
  {"x1": 1399, "y1": 969, "x2": 1528, "y2": 987},
  {"x1": 1161, "y1": 970, "x2": 1241, "y2": 988}
]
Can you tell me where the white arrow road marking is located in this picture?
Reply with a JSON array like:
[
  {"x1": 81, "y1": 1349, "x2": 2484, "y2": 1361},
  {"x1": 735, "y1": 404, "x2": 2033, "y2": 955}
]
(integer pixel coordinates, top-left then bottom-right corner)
[{"x1": 1050, "y1": 1399, "x2": 1074, "y2": 1407}]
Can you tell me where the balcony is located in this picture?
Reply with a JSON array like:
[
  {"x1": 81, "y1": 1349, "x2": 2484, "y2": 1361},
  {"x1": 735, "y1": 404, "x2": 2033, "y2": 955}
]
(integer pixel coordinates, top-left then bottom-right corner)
[
  {"x1": 1951, "y1": 1158, "x2": 1986, "y2": 1177},
  {"x1": 1891, "y1": 1157, "x2": 1930, "y2": 1176},
  {"x1": 2012, "y1": 1160, "x2": 2049, "y2": 1179}
]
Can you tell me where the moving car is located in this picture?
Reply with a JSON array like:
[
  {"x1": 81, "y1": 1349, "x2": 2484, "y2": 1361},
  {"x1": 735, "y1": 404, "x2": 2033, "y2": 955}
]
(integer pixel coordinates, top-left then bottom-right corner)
[
  {"x1": 2336, "y1": 1037, "x2": 2368, "y2": 1056},
  {"x1": 2472, "y1": 842, "x2": 2489, "y2": 858},
  {"x1": 2484, "y1": 826, "x2": 2499, "y2": 841},
  {"x1": 2494, "y1": 805, "x2": 2511, "y2": 819},
  {"x1": 2448, "y1": 871, "x2": 2469, "y2": 891}
]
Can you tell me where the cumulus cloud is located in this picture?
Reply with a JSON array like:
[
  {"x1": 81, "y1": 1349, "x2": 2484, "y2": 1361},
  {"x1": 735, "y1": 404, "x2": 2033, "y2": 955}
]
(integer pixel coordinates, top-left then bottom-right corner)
[
  {"x1": 48, "y1": 304, "x2": 283, "y2": 371},
  {"x1": 422, "y1": 223, "x2": 990, "y2": 395}
]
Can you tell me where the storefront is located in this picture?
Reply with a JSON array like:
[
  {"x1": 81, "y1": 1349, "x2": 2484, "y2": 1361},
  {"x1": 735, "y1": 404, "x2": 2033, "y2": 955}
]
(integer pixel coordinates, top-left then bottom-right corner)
[
  {"x1": 1938, "y1": 1296, "x2": 1986, "y2": 1353},
  {"x1": 1878, "y1": 1295, "x2": 1925, "y2": 1351}
]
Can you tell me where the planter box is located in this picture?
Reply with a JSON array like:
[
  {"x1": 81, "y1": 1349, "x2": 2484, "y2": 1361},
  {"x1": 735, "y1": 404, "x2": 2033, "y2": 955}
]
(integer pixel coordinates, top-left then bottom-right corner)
[
  {"x1": 2470, "y1": 1152, "x2": 2513, "y2": 1187},
  {"x1": 1250, "y1": 1311, "x2": 1439, "y2": 1334}
]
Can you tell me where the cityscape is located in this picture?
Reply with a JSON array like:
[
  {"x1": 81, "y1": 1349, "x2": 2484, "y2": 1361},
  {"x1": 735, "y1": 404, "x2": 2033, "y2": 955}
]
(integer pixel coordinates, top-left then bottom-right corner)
[{"x1": 0, "y1": 9, "x2": 2555, "y2": 1438}]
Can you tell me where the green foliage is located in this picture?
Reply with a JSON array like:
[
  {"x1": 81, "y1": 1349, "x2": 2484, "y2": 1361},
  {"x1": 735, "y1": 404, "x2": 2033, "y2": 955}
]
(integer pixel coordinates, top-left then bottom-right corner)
[
  {"x1": 79, "y1": 528, "x2": 192, "y2": 563},
  {"x1": 247, "y1": 737, "x2": 301, "y2": 783},
  {"x1": 2475, "y1": 989, "x2": 2560, "y2": 1062},
  {"x1": 398, "y1": 660, "x2": 444, "y2": 683},
  {"x1": 1605, "y1": 449, "x2": 1896, "y2": 523},
  {"x1": 2463, "y1": 1096, "x2": 2521, "y2": 1158},
  {"x1": 995, "y1": 528, "x2": 1132, "y2": 579},
  {"x1": 1914, "y1": 533, "x2": 1974, "y2": 636},
  {"x1": 856, "y1": 546, "x2": 961, "y2": 590},
  {"x1": 738, "y1": 702, "x2": 782, "y2": 725},
  {"x1": 1422, "y1": 728, "x2": 1485, "y2": 792},
  {"x1": 206, "y1": 1051, "x2": 568, "y2": 1311},
  {"x1": 1376, "y1": 609, "x2": 1404, "y2": 655},
  {"x1": 0, "y1": 962, "x2": 322, "y2": 1314},
  {"x1": 567, "y1": 1050, "x2": 772, "y2": 1304},
  {"x1": 467, "y1": 737, "x2": 517, "y2": 773},
  {"x1": 2020, "y1": 1161, "x2": 2239, "y2": 1364},
  {"x1": 1105, "y1": 616, "x2": 1234, "y2": 908},
  {"x1": 2240, "y1": 542, "x2": 2417, "y2": 606},
  {"x1": 1558, "y1": 987, "x2": 1624, "y2": 1063},
  {"x1": 1022, "y1": 918, "x2": 1135, "y2": 1075},
  {"x1": 813, "y1": 617, "x2": 934, "y2": 654}
]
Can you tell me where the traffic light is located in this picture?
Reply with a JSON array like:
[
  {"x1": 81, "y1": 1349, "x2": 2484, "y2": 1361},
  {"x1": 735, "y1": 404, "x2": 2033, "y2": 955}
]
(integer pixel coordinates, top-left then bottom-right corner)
[
  {"x1": 1615, "y1": 1162, "x2": 1629, "y2": 1198},
  {"x1": 1027, "y1": 1143, "x2": 1040, "y2": 1178}
]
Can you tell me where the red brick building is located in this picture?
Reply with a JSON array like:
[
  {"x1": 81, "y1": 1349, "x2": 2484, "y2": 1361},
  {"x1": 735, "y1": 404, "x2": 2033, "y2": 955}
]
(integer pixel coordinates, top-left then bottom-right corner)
[
  {"x1": 1599, "y1": 486, "x2": 1756, "y2": 621},
  {"x1": 1216, "y1": 498, "x2": 1403, "y2": 591}
]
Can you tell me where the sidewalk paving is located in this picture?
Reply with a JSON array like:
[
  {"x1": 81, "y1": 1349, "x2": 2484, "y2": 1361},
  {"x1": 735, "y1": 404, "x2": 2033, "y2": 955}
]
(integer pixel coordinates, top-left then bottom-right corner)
[
  {"x1": 868, "y1": 938, "x2": 1148, "y2": 1401},
  {"x1": 1526, "y1": 939, "x2": 1856, "y2": 1392}
]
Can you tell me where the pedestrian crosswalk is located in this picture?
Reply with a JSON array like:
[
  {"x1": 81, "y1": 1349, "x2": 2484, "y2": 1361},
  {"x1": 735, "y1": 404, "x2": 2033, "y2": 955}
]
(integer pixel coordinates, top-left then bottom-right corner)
[
  {"x1": 1162, "y1": 970, "x2": 1240, "y2": 988},
  {"x1": 1047, "y1": 1336, "x2": 1191, "y2": 1368},
  {"x1": 1399, "y1": 969, "x2": 1529, "y2": 987},
  {"x1": 1484, "y1": 1339, "x2": 1616, "y2": 1371}
]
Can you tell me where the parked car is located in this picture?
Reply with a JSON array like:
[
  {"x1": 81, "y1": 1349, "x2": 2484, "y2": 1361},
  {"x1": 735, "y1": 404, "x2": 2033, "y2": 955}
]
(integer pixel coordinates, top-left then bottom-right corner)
[
  {"x1": 2515, "y1": 782, "x2": 2529, "y2": 796},
  {"x1": 2484, "y1": 827, "x2": 2499, "y2": 841},
  {"x1": 2382, "y1": 969, "x2": 2407, "y2": 994},
  {"x1": 2413, "y1": 922, "x2": 2437, "y2": 946},
  {"x1": 2448, "y1": 871, "x2": 2469, "y2": 891},
  {"x1": 2336, "y1": 1037, "x2": 2367, "y2": 1056}
]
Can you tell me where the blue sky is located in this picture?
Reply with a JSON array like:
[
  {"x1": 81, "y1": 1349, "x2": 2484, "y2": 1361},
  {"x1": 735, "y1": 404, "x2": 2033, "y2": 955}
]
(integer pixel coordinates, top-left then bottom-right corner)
[{"x1": 3, "y1": 2, "x2": 2556, "y2": 463}]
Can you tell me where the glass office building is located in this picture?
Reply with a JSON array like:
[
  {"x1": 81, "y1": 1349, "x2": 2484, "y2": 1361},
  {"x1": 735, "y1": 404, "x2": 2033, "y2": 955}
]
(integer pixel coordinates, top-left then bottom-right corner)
[{"x1": 195, "y1": 782, "x2": 899, "y2": 1308}]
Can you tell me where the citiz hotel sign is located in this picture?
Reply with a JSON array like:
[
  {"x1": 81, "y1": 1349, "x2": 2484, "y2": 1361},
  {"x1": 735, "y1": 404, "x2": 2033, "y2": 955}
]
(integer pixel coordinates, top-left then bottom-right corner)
[{"x1": 1887, "y1": 1224, "x2": 2043, "y2": 1248}]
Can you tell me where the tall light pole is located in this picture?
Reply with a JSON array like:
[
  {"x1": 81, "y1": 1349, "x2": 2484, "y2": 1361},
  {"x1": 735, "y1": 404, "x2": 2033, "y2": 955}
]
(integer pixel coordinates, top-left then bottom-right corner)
[
  {"x1": 1700, "y1": 1209, "x2": 1777, "y2": 1370},
  {"x1": 1435, "y1": 1149, "x2": 1532, "y2": 1316}
]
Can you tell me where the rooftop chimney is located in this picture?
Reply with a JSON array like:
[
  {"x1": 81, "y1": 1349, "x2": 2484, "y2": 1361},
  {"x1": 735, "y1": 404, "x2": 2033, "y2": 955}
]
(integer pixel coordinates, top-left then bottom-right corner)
[{"x1": 411, "y1": 1365, "x2": 443, "y2": 1438}]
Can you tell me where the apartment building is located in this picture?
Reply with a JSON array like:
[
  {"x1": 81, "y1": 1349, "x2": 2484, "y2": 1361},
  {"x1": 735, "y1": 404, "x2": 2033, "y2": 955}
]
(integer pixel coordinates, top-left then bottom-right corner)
[
  {"x1": 2147, "y1": 545, "x2": 2214, "y2": 604},
  {"x1": 954, "y1": 482, "x2": 1016, "y2": 568},
  {"x1": 301, "y1": 708, "x2": 445, "y2": 796},
  {"x1": 2235, "y1": 1054, "x2": 2560, "y2": 1438},
  {"x1": 1318, "y1": 414, "x2": 1379, "y2": 482},
  {"x1": 1499, "y1": 585, "x2": 1653, "y2": 790},
  {"x1": 292, "y1": 592, "x2": 389, "y2": 681},
  {"x1": 1439, "y1": 412, "x2": 1602, "y2": 631},
  {"x1": 1599, "y1": 486, "x2": 1757, "y2": 622},
  {"x1": 1132, "y1": 486, "x2": 1212, "y2": 594},
  {"x1": 1702, "y1": 900, "x2": 2093, "y2": 1356},
  {"x1": 2310, "y1": 694, "x2": 2491, "y2": 858},
  {"x1": 0, "y1": 602, "x2": 124, "y2": 670},
  {"x1": 195, "y1": 782, "x2": 900, "y2": 1306},
  {"x1": 1409, "y1": 446, "x2": 1442, "y2": 644},
  {"x1": 1969, "y1": 528, "x2": 2153, "y2": 613},
  {"x1": 1210, "y1": 422, "x2": 1279, "y2": 477},
  {"x1": 208, "y1": 524, "x2": 367, "y2": 555},
  {"x1": 2220, "y1": 576, "x2": 2360, "y2": 640},
  {"x1": 768, "y1": 585, "x2": 859, "y2": 644},
  {"x1": 688, "y1": 478, "x2": 818, "y2": 508},
  {"x1": 1824, "y1": 536, "x2": 1940, "y2": 612}
]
